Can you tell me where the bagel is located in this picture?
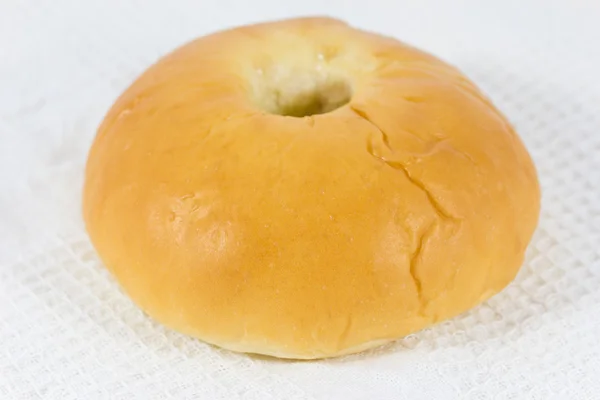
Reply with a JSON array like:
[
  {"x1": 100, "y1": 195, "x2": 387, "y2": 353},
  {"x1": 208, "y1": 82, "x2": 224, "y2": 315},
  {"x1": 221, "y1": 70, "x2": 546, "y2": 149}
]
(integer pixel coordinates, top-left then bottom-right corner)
[{"x1": 83, "y1": 17, "x2": 541, "y2": 359}]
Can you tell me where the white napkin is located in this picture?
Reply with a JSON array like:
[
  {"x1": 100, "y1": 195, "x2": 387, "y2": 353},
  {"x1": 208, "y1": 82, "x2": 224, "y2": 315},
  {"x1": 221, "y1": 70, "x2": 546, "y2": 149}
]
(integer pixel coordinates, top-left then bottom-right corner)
[{"x1": 1, "y1": 1, "x2": 599, "y2": 399}]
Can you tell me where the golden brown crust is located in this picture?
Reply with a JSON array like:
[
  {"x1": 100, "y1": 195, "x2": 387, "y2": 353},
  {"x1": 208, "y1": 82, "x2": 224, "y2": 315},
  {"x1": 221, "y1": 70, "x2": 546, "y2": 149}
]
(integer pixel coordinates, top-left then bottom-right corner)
[{"x1": 83, "y1": 16, "x2": 540, "y2": 359}]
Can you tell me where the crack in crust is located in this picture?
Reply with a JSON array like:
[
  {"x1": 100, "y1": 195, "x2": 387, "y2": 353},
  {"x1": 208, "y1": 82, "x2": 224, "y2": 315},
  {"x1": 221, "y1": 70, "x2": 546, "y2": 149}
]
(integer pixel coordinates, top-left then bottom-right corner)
[
  {"x1": 351, "y1": 105, "x2": 464, "y2": 317},
  {"x1": 350, "y1": 105, "x2": 458, "y2": 221},
  {"x1": 350, "y1": 106, "x2": 392, "y2": 151},
  {"x1": 409, "y1": 221, "x2": 437, "y2": 312},
  {"x1": 383, "y1": 159, "x2": 456, "y2": 221}
]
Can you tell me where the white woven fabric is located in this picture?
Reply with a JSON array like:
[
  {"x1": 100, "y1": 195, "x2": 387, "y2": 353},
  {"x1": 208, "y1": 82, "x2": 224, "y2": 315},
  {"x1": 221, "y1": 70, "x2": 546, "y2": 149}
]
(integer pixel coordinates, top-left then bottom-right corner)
[{"x1": 1, "y1": 1, "x2": 599, "y2": 398}]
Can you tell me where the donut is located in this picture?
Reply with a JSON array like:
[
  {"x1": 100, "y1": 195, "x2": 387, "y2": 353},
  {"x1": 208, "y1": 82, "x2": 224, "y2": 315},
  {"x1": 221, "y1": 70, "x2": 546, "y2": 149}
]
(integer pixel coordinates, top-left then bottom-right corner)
[{"x1": 83, "y1": 17, "x2": 541, "y2": 359}]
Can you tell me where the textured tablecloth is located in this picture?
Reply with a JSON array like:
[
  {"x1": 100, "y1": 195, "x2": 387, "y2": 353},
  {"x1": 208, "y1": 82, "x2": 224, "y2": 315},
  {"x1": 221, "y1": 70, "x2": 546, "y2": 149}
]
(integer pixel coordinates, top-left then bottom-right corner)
[{"x1": 1, "y1": 1, "x2": 599, "y2": 399}]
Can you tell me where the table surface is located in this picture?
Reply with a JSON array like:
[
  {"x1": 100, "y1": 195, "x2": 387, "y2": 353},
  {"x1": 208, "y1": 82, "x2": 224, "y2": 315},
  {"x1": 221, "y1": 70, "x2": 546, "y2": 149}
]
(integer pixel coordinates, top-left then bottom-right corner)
[{"x1": 1, "y1": 1, "x2": 599, "y2": 399}]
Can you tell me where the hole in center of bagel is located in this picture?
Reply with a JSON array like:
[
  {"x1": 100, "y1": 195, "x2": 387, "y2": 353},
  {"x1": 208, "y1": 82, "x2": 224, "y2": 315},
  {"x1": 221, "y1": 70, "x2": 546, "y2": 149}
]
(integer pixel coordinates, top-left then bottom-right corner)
[{"x1": 253, "y1": 68, "x2": 352, "y2": 117}]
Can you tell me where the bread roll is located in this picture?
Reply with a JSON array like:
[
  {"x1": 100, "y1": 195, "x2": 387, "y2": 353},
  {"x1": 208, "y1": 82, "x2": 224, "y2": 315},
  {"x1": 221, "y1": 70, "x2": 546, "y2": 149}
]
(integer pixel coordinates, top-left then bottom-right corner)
[{"x1": 83, "y1": 17, "x2": 541, "y2": 359}]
